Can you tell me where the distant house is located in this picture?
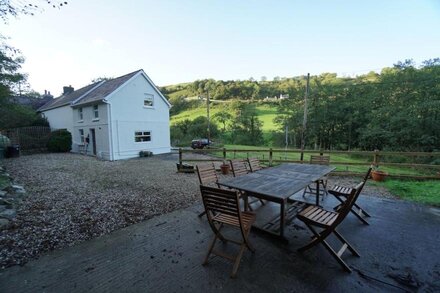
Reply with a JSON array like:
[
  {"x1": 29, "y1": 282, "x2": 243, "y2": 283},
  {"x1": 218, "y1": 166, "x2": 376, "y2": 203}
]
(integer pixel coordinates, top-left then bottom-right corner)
[{"x1": 38, "y1": 69, "x2": 172, "y2": 160}]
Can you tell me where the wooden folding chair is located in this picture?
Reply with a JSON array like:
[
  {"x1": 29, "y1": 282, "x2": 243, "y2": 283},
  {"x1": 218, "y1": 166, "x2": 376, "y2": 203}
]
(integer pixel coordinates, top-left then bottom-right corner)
[
  {"x1": 247, "y1": 157, "x2": 265, "y2": 172},
  {"x1": 230, "y1": 159, "x2": 265, "y2": 209},
  {"x1": 302, "y1": 155, "x2": 330, "y2": 201},
  {"x1": 196, "y1": 163, "x2": 221, "y2": 218},
  {"x1": 230, "y1": 159, "x2": 249, "y2": 177},
  {"x1": 200, "y1": 185, "x2": 256, "y2": 278},
  {"x1": 328, "y1": 167, "x2": 372, "y2": 225},
  {"x1": 297, "y1": 182, "x2": 364, "y2": 272}
]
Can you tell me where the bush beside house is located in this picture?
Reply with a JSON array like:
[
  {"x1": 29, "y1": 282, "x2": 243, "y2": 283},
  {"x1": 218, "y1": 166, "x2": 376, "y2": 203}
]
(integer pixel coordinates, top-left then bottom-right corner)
[{"x1": 47, "y1": 130, "x2": 72, "y2": 152}]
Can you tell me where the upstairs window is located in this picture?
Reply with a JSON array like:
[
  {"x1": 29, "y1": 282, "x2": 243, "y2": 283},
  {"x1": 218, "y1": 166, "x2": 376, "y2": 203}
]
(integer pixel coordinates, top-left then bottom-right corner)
[
  {"x1": 93, "y1": 105, "x2": 99, "y2": 120},
  {"x1": 135, "y1": 131, "x2": 151, "y2": 142},
  {"x1": 78, "y1": 108, "x2": 83, "y2": 121},
  {"x1": 144, "y1": 94, "x2": 154, "y2": 107}
]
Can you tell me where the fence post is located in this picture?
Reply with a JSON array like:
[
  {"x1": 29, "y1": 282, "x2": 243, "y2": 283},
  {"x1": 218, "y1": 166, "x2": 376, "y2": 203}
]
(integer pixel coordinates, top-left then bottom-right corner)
[
  {"x1": 269, "y1": 148, "x2": 273, "y2": 166},
  {"x1": 223, "y1": 148, "x2": 226, "y2": 164},
  {"x1": 373, "y1": 149, "x2": 379, "y2": 167},
  {"x1": 178, "y1": 148, "x2": 183, "y2": 171}
]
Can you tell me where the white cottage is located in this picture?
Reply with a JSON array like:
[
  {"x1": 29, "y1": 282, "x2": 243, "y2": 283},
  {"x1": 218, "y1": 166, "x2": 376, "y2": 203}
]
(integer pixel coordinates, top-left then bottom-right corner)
[{"x1": 38, "y1": 69, "x2": 172, "y2": 160}]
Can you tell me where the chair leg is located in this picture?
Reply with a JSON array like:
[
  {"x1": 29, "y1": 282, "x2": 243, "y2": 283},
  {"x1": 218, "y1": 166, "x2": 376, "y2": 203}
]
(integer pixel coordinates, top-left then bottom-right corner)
[
  {"x1": 354, "y1": 202, "x2": 371, "y2": 217},
  {"x1": 349, "y1": 208, "x2": 370, "y2": 225},
  {"x1": 298, "y1": 223, "x2": 326, "y2": 252},
  {"x1": 319, "y1": 238, "x2": 352, "y2": 273},
  {"x1": 298, "y1": 224, "x2": 353, "y2": 272},
  {"x1": 302, "y1": 185, "x2": 312, "y2": 198},
  {"x1": 198, "y1": 210, "x2": 206, "y2": 218},
  {"x1": 333, "y1": 229, "x2": 360, "y2": 257},
  {"x1": 231, "y1": 244, "x2": 246, "y2": 278},
  {"x1": 243, "y1": 229, "x2": 255, "y2": 253},
  {"x1": 203, "y1": 234, "x2": 219, "y2": 265}
]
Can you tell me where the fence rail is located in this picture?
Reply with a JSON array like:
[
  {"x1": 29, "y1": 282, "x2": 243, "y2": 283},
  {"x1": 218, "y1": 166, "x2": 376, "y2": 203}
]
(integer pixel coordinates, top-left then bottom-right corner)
[
  {"x1": 0, "y1": 126, "x2": 52, "y2": 152},
  {"x1": 178, "y1": 148, "x2": 440, "y2": 180}
]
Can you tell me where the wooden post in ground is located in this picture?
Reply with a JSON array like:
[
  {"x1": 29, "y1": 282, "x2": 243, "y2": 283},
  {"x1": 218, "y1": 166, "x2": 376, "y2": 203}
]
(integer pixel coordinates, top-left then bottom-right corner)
[
  {"x1": 269, "y1": 148, "x2": 273, "y2": 166},
  {"x1": 373, "y1": 149, "x2": 379, "y2": 168},
  {"x1": 179, "y1": 148, "x2": 183, "y2": 172}
]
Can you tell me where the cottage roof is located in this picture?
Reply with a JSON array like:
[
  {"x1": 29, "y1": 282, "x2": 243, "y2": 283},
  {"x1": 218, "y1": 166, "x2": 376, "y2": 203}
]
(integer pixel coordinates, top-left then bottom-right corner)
[
  {"x1": 73, "y1": 70, "x2": 141, "y2": 107},
  {"x1": 38, "y1": 69, "x2": 171, "y2": 111},
  {"x1": 37, "y1": 82, "x2": 101, "y2": 112}
]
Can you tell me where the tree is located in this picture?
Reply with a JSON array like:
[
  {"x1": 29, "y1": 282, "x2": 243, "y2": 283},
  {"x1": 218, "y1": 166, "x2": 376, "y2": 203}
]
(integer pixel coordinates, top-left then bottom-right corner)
[
  {"x1": 1, "y1": 0, "x2": 68, "y2": 23},
  {"x1": 0, "y1": 36, "x2": 48, "y2": 129},
  {"x1": 213, "y1": 110, "x2": 232, "y2": 131},
  {"x1": 230, "y1": 102, "x2": 263, "y2": 145}
]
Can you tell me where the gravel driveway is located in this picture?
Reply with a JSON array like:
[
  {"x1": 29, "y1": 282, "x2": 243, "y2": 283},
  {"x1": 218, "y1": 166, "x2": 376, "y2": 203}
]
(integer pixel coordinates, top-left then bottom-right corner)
[
  {"x1": 0, "y1": 153, "x2": 201, "y2": 268},
  {"x1": 0, "y1": 152, "x2": 392, "y2": 269}
]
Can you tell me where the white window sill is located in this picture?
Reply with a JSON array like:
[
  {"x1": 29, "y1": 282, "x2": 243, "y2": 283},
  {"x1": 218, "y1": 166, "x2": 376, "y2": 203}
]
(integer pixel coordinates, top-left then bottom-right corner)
[
  {"x1": 92, "y1": 118, "x2": 100, "y2": 122},
  {"x1": 143, "y1": 106, "x2": 154, "y2": 109},
  {"x1": 77, "y1": 120, "x2": 84, "y2": 123}
]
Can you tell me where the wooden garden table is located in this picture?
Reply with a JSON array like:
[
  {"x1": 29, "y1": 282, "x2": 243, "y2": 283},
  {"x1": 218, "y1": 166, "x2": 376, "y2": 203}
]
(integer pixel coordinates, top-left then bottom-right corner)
[{"x1": 218, "y1": 163, "x2": 335, "y2": 241}]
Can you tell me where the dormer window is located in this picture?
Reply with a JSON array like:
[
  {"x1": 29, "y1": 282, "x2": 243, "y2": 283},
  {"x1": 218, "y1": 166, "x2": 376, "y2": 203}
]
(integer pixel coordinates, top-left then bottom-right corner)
[
  {"x1": 78, "y1": 108, "x2": 83, "y2": 121},
  {"x1": 93, "y1": 105, "x2": 99, "y2": 120},
  {"x1": 144, "y1": 94, "x2": 154, "y2": 107}
]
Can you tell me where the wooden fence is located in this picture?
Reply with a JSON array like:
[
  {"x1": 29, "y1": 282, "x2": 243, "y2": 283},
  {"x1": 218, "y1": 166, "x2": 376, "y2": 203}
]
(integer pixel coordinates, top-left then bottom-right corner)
[
  {"x1": 0, "y1": 126, "x2": 52, "y2": 152},
  {"x1": 178, "y1": 148, "x2": 440, "y2": 180}
]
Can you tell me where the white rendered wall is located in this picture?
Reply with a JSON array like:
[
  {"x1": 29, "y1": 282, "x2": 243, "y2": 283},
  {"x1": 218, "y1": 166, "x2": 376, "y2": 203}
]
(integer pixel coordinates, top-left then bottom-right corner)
[
  {"x1": 42, "y1": 106, "x2": 74, "y2": 134},
  {"x1": 108, "y1": 74, "x2": 171, "y2": 160},
  {"x1": 71, "y1": 103, "x2": 110, "y2": 159}
]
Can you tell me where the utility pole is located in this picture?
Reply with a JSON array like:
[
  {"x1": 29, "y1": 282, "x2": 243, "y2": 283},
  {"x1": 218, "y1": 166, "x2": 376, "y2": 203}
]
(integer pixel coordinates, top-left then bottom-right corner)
[
  {"x1": 300, "y1": 73, "x2": 310, "y2": 161},
  {"x1": 206, "y1": 91, "x2": 211, "y2": 144}
]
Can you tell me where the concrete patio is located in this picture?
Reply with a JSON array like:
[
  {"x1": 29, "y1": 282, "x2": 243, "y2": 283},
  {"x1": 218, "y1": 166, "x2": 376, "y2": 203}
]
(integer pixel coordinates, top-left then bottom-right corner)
[{"x1": 0, "y1": 193, "x2": 439, "y2": 292}]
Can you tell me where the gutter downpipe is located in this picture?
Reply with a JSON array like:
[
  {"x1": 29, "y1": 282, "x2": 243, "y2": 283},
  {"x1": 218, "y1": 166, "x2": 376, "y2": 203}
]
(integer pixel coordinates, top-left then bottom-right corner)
[{"x1": 104, "y1": 100, "x2": 114, "y2": 161}]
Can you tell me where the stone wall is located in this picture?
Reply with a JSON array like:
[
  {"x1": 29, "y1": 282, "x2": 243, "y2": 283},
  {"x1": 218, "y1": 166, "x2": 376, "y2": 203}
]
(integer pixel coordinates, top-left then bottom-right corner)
[{"x1": 0, "y1": 166, "x2": 26, "y2": 229}]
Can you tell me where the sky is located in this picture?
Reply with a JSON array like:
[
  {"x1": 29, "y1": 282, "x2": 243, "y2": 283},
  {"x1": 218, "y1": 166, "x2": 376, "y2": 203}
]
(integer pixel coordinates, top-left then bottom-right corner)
[{"x1": 2, "y1": 0, "x2": 440, "y2": 96}]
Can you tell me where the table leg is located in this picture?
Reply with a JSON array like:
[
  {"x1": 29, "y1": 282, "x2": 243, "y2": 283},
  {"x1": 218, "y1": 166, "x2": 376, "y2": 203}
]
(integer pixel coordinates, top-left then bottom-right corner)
[
  {"x1": 316, "y1": 180, "x2": 320, "y2": 206},
  {"x1": 244, "y1": 192, "x2": 249, "y2": 211},
  {"x1": 280, "y1": 199, "x2": 286, "y2": 238}
]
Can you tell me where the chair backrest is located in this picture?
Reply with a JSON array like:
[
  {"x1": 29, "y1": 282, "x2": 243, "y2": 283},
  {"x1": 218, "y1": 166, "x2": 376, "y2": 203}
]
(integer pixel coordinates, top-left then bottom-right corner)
[
  {"x1": 196, "y1": 163, "x2": 219, "y2": 186},
  {"x1": 230, "y1": 159, "x2": 249, "y2": 177},
  {"x1": 351, "y1": 167, "x2": 373, "y2": 196},
  {"x1": 247, "y1": 157, "x2": 263, "y2": 172},
  {"x1": 200, "y1": 185, "x2": 245, "y2": 233},
  {"x1": 310, "y1": 155, "x2": 330, "y2": 165},
  {"x1": 363, "y1": 167, "x2": 373, "y2": 183},
  {"x1": 332, "y1": 181, "x2": 364, "y2": 227}
]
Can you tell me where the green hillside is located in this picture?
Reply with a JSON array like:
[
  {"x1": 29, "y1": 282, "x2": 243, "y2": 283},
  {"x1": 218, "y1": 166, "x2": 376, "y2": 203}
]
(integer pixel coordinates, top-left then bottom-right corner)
[{"x1": 170, "y1": 103, "x2": 279, "y2": 133}]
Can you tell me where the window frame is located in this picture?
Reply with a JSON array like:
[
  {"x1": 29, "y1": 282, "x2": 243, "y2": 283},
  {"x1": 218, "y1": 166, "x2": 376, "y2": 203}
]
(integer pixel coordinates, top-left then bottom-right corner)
[
  {"x1": 78, "y1": 107, "x2": 83, "y2": 122},
  {"x1": 79, "y1": 129, "x2": 85, "y2": 144},
  {"x1": 92, "y1": 105, "x2": 99, "y2": 121},
  {"x1": 134, "y1": 131, "x2": 152, "y2": 143},
  {"x1": 143, "y1": 94, "x2": 154, "y2": 108}
]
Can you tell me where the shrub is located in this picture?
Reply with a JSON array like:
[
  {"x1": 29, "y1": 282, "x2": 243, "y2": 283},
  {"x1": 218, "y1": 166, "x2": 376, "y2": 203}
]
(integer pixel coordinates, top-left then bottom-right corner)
[
  {"x1": 139, "y1": 150, "x2": 153, "y2": 157},
  {"x1": 47, "y1": 129, "x2": 72, "y2": 152}
]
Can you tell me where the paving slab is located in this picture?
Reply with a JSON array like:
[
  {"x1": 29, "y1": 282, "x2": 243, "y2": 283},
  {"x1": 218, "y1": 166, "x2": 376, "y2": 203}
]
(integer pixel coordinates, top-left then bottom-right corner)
[{"x1": 0, "y1": 195, "x2": 439, "y2": 293}]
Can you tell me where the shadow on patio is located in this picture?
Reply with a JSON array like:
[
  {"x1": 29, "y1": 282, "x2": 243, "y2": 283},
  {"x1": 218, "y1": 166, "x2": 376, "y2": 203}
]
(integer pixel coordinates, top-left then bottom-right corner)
[{"x1": 0, "y1": 193, "x2": 439, "y2": 292}]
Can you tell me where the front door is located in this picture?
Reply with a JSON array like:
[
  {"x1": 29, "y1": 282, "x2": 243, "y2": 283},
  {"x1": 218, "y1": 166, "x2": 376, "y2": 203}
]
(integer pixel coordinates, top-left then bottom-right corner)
[{"x1": 89, "y1": 128, "x2": 97, "y2": 155}]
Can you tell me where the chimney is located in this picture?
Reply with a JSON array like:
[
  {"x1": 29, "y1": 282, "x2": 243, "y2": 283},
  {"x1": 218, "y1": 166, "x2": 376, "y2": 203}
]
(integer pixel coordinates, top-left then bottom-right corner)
[{"x1": 63, "y1": 85, "x2": 74, "y2": 95}]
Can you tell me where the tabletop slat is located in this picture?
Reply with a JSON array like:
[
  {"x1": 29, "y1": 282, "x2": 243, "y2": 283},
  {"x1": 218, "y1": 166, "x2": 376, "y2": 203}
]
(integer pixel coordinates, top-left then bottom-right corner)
[{"x1": 218, "y1": 163, "x2": 335, "y2": 201}]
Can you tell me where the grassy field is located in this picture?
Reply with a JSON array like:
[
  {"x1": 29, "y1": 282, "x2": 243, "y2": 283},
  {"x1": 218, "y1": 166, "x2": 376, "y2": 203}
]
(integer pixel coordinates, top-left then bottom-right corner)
[
  {"x1": 212, "y1": 144, "x2": 438, "y2": 176},
  {"x1": 170, "y1": 103, "x2": 279, "y2": 133},
  {"x1": 372, "y1": 180, "x2": 440, "y2": 207},
  {"x1": 183, "y1": 144, "x2": 440, "y2": 206}
]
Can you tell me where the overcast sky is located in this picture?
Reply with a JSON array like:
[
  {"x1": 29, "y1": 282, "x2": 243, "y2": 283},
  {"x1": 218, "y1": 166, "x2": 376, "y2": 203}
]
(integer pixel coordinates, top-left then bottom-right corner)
[{"x1": 2, "y1": 0, "x2": 440, "y2": 96}]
